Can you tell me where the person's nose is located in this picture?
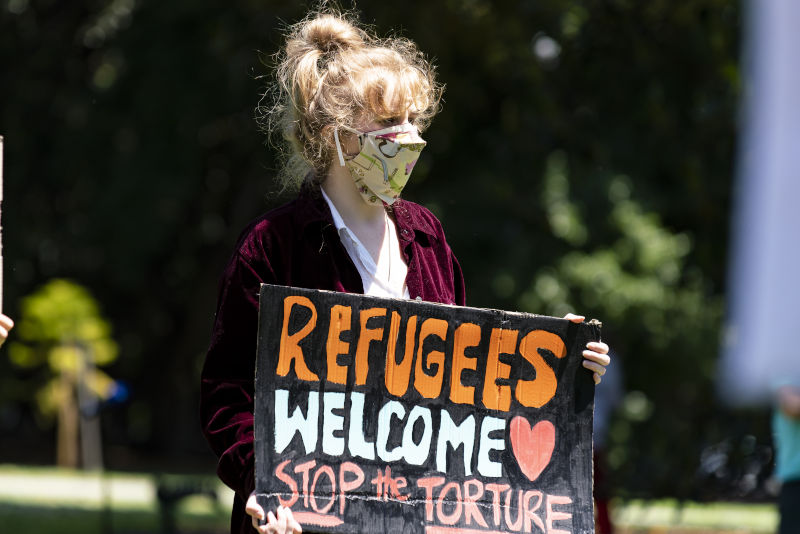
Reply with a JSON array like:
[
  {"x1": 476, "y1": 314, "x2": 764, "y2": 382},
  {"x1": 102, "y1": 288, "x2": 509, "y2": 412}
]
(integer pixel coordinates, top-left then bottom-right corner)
[{"x1": 399, "y1": 110, "x2": 410, "y2": 125}]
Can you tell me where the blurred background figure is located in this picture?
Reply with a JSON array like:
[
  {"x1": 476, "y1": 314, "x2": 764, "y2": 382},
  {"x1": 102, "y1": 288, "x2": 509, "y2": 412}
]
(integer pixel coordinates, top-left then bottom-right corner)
[
  {"x1": 0, "y1": 313, "x2": 13, "y2": 347},
  {"x1": 593, "y1": 349, "x2": 623, "y2": 534},
  {"x1": 774, "y1": 384, "x2": 800, "y2": 534},
  {"x1": 719, "y1": 2, "x2": 800, "y2": 529},
  {"x1": 720, "y1": 1, "x2": 800, "y2": 403}
]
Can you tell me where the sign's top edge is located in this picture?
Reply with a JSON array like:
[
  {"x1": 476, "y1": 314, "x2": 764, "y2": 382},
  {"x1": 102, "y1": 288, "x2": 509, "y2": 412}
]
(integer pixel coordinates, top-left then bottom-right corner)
[{"x1": 259, "y1": 283, "x2": 600, "y2": 327}]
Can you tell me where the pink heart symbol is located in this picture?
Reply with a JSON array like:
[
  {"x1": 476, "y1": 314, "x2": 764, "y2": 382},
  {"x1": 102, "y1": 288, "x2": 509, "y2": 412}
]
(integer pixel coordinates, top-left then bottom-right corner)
[{"x1": 509, "y1": 417, "x2": 555, "y2": 482}]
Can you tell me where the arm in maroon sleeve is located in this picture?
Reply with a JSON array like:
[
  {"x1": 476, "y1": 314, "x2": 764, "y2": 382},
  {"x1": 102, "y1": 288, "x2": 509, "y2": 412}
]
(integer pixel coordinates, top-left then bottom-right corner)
[
  {"x1": 450, "y1": 246, "x2": 466, "y2": 307},
  {"x1": 200, "y1": 249, "x2": 274, "y2": 502},
  {"x1": 433, "y1": 207, "x2": 466, "y2": 307}
]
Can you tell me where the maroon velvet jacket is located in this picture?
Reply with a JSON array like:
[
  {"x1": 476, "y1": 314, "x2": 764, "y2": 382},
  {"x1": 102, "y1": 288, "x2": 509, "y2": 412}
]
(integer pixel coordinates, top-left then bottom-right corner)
[{"x1": 200, "y1": 185, "x2": 465, "y2": 534}]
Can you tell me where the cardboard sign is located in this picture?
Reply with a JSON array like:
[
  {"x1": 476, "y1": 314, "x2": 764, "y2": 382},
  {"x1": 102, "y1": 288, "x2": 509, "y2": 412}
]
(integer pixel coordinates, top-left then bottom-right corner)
[{"x1": 255, "y1": 284, "x2": 597, "y2": 534}]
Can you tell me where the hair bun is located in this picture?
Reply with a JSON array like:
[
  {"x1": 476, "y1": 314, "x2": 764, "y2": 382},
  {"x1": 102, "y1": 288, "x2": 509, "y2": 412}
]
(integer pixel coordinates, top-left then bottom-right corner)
[{"x1": 303, "y1": 14, "x2": 364, "y2": 54}]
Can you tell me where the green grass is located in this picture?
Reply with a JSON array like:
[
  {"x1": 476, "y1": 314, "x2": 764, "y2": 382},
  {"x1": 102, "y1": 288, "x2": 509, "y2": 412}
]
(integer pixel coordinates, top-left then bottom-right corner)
[
  {"x1": 614, "y1": 499, "x2": 778, "y2": 533},
  {"x1": 0, "y1": 465, "x2": 781, "y2": 534},
  {"x1": 0, "y1": 502, "x2": 229, "y2": 534},
  {"x1": 0, "y1": 464, "x2": 230, "y2": 534}
]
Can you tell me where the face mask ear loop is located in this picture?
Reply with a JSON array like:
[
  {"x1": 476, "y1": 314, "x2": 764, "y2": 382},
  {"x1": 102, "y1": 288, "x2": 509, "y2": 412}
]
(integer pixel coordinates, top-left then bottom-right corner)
[{"x1": 334, "y1": 128, "x2": 346, "y2": 167}]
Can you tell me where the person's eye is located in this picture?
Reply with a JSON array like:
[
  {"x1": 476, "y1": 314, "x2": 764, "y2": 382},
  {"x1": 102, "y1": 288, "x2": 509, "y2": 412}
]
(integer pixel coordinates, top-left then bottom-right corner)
[{"x1": 379, "y1": 117, "x2": 399, "y2": 126}]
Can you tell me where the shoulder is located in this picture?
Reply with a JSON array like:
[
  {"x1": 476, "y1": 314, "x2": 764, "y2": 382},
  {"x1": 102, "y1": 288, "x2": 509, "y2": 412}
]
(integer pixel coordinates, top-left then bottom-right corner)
[
  {"x1": 232, "y1": 199, "x2": 299, "y2": 263},
  {"x1": 233, "y1": 190, "x2": 330, "y2": 265},
  {"x1": 238, "y1": 197, "x2": 304, "y2": 239}
]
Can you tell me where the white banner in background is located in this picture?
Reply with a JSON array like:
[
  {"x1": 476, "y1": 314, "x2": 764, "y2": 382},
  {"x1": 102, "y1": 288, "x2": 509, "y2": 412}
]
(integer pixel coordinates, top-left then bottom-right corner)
[{"x1": 720, "y1": 0, "x2": 800, "y2": 405}]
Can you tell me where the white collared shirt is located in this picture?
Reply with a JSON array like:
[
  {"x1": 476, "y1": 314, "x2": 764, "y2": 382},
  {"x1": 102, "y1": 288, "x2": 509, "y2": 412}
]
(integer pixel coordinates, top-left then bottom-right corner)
[{"x1": 321, "y1": 189, "x2": 410, "y2": 299}]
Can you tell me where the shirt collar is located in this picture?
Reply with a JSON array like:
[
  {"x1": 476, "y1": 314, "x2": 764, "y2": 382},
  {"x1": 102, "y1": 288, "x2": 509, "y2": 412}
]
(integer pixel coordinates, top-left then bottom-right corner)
[
  {"x1": 319, "y1": 187, "x2": 350, "y2": 234},
  {"x1": 391, "y1": 198, "x2": 438, "y2": 240},
  {"x1": 293, "y1": 180, "x2": 438, "y2": 239}
]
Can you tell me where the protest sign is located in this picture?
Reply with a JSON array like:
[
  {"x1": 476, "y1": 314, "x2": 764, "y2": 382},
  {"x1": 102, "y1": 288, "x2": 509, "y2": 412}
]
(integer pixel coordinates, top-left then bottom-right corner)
[{"x1": 255, "y1": 284, "x2": 598, "y2": 533}]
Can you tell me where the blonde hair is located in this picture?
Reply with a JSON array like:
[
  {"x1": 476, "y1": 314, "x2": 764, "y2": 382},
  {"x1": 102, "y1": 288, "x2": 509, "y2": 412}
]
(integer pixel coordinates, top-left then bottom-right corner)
[{"x1": 258, "y1": 8, "x2": 443, "y2": 189}]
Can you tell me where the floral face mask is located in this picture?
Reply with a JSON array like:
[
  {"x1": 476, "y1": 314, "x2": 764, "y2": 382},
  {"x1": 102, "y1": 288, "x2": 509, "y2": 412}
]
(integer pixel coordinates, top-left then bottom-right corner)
[{"x1": 334, "y1": 123, "x2": 427, "y2": 205}]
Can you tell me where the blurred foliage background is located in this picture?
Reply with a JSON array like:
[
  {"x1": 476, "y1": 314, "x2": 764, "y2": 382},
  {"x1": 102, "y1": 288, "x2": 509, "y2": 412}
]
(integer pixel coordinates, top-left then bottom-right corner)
[{"x1": 0, "y1": 0, "x2": 771, "y2": 502}]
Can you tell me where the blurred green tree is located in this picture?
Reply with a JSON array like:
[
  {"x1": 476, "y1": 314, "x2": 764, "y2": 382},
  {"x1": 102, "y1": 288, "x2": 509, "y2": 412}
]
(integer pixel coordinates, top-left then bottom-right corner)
[
  {"x1": 8, "y1": 279, "x2": 118, "y2": 467},
  {"x1": 520, "y1": 152, "x2": 725, "y2": 496}
]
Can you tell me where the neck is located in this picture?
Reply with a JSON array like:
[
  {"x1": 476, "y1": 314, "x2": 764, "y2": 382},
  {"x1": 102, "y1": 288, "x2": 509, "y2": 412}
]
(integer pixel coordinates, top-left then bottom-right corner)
[
  {"x1": 322, "y1": 162, "x2": 390, "y2": 265},
  {"x1": 322, "y1": 163, "x2": 386, "y2": 227}
]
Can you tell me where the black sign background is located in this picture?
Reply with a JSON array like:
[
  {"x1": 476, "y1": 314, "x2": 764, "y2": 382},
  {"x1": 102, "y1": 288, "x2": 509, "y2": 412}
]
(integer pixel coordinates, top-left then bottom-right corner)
[{"x1": 255, "y1": 284, "x2": 597, "y2": 534}]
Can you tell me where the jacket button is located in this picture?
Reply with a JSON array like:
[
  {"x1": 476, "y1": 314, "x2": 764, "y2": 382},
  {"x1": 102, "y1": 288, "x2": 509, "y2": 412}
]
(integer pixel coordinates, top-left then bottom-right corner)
[{"x1": 401, "y1": 229, "x2": 410, "y2": 238}]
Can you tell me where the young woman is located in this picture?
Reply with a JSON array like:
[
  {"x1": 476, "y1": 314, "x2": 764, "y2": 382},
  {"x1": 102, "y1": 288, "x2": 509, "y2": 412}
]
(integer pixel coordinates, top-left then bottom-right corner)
[{"x1": 200, "y1": 9, "x2": 610, "y2": 534}]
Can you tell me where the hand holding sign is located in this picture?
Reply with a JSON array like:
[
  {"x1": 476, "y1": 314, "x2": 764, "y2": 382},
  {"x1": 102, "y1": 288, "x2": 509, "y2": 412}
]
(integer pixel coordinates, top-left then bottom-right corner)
[
  {"x1": 246, "y1": 494, "x2": 302, "y2": 534},
  {"x1": 563, "y1": 313, "x2": 610, "y2": 384},
  {"x1": 0, "y1": 314, "x2": 13, "y2": 348}
]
